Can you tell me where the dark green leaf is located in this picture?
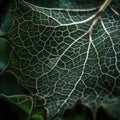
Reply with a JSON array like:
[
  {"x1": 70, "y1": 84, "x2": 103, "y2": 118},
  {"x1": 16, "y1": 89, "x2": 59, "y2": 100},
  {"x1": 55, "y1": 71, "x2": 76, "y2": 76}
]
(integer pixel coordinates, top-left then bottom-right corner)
[
  {"x1": 0, "y1": 0, "x2": 120, "y2": 119},
  {"x1": 0, "y1": 38, "x2": 11, "y2": 71}
]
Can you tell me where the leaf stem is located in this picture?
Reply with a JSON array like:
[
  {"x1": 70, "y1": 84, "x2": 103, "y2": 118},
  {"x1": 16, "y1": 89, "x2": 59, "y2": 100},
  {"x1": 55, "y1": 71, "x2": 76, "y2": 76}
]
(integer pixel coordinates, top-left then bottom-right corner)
[{"x1": 99, "y1": 0, "x2": 112, "y2": 12}]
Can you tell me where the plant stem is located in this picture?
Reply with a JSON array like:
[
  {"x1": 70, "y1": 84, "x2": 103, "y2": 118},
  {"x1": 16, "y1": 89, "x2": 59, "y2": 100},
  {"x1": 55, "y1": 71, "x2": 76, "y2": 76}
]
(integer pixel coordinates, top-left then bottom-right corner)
[{"x1": 99, "y1": 0, "x2": 112, "y2": 12}]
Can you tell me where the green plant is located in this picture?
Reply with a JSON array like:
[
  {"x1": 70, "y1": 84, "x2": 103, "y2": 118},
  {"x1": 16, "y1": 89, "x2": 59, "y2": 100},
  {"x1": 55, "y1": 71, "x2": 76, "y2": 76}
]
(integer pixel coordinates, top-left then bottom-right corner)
[{"x1": 0, "y1": 0, "x2": 120, "y2": 120}]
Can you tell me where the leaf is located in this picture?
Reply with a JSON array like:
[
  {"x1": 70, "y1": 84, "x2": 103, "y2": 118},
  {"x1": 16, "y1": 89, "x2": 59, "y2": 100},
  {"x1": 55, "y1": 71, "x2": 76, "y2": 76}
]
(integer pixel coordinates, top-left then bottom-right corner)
[
  {"x1": 0, "y1": 72, "x2": 30, "y2": 95},
  {"x1": 0, "y1": 0, "x2": 13, "y2": 36},
  {"x1": 111, "y1": 0, "x2": 120, "y2": 16},
  {"x1": 96, "y1": 97, "x2": 120, "y2": 120},
  {"x1": 0, "y1": 38, "x2": 11, "y2": 71},
  {"x1": 1, "y1": 0, "x2": 120, "y2": 119},
  {"x1": 63, "y1": 100, "x2": 93, "y2": 120},
  {"x1": 0, "y1": 94, "x2": 47, "y2": 120},
  {"x1": 0, "y1": 96, "x2": 28, "y2": 120},
  {"x1": 0, "y1": 13, "x2": 13, "y2": 36}
]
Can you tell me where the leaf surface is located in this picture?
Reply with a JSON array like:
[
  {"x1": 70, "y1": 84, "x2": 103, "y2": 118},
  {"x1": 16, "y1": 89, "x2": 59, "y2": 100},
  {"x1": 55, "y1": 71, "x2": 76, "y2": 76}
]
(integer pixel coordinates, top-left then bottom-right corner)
[{"x1": 1, "y1": 0, "x2": 120, "y2": 119}]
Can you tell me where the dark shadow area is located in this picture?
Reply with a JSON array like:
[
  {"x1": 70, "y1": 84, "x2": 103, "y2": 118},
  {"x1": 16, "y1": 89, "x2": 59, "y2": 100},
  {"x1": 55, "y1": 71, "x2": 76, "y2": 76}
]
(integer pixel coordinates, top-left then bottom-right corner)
[
  {"x1": 63, "y1": 100, "x2": 93, "y2": 120},
  {"x1": 0, "y1": 97, "x2": 28, "y2": 120},
  {"x1": 0, "y1": 0, "x2": 10, "y2": 25},
  {"x1": 0, "y1": 72, "x2": 30, "y2": 95},
  {"x1": 96, "y1": 106, "x2": 117, "y2": 120}
]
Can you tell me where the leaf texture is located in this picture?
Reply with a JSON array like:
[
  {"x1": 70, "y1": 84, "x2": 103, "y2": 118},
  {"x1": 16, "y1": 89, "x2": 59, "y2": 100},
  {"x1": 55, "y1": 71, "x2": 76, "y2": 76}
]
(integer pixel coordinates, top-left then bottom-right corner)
[{"x1": 1, "y1": 0, "x2": 120, "y2": 119}]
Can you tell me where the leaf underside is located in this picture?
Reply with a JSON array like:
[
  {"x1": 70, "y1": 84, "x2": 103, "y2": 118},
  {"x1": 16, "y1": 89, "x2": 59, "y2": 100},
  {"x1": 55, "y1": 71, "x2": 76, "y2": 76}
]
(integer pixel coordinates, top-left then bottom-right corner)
[{"x1": 1, "y1": 0, "x2": 120, "y2": 119}]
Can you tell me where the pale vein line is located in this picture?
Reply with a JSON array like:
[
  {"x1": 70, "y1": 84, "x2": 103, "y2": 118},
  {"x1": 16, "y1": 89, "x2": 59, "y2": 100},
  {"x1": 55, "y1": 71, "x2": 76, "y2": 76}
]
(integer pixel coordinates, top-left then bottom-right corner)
[
  {"x1": 100, "y1": 17, "x2": 119, "y2": 95},
  {"x1": 67, "y1": 10, "x2": 75, "y2": 23},
  {"x1": 89, "y1": 23, "x2": 103, "y2": 76},
  {"x1": 27, "y1": 97, "x2": 34, "y2": 120},
  {"x1": 23, "y1": 0, "x2": 96, "y2": 26},
  {"x1": 54, "y1": 17, "x2": 100, "y2": 115},
  {"x1": 44, "y1": 7, "x2": 99, "y2": 12},
  {"x1": 36, "y1": 32, "x2": 88, "y2": 94},
  {"x1": 58, "y1": 14, "x2": 95, "y2": 26},
  {"x1": 100, "y1": 17, "x2": 120, "y2": 73},
  {"x1": 24, "y1": 0, "x2": 100, "y2": 12},
  {"x1": 10, "y1": 17, "x2": 39, "y2": 82},
  {"x1": 56, "y1": 37, "x2": 91, "y2": 114},
  {"x1": 29, "y1": 5, "x2": 95, "y2": 27},
  {"x1": 42, "y1": 34, "x2": 87, "y2": 77},
  {"x1": 110, "y1": 6, "x2": 120, "y2": 16}
]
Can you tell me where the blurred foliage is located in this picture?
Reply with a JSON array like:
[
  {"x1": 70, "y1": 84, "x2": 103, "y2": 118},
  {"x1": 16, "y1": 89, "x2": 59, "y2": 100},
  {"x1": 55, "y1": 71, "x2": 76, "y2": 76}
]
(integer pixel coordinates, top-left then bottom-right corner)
[
  {"x1": 97, "y1": 97, "x2": 120, "y2": 120},
  {"x1": 0, "y1": 38, "x2": 11, "y2": 71},
  {"x1": 0, "y1": 0, "x2": 13, "y2": 36},
  {"x1": 63, "y1": 100, "x2": 93, "y2": 120}
]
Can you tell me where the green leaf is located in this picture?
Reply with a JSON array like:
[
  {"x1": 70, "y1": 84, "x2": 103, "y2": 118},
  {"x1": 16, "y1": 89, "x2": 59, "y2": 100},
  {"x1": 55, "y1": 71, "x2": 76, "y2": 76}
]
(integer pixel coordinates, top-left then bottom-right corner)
[
  {"x1": 0, "y1": 96, "x2": 28, "y2": 120},
  {"x1": 0, "y1": 0, "x2": 13, "y2": 36},
  {"x1": 111, "y1": 0, "x2": 120, "y2": 16},
  {"x1": 0, "y1": 94, "x2": 47, "y2": 120},
  {"x1": 24, "y1": 0, "x2": 104, "y2": 9},
  {"x1": 0, "y1": 38, "x2": 11, "y2": 71},
  {"x1": 97, "y1": 97, "x2": 120, "y2": 120},
  {"x1": 0, "y1": 72, "x2": 30, "y2": 95},
  {"x1": 0, "y1": 13, "x2": 13, "y2": 36},
  {"x1": 63, "y1": 100, "x2": 93, "y2": 120},
  {"x1": 1, "y1": 0, "x2": 120, "y2": 119},
  {"x1": 32, "y1": 114, "x2": 44, "y2": 120}
]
